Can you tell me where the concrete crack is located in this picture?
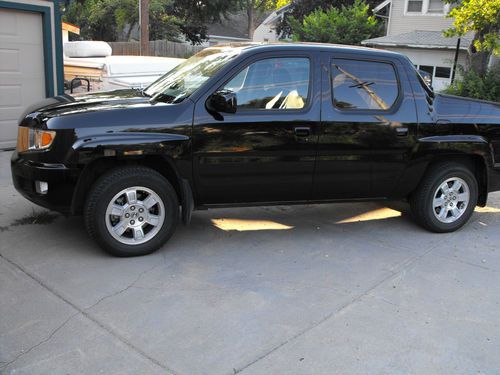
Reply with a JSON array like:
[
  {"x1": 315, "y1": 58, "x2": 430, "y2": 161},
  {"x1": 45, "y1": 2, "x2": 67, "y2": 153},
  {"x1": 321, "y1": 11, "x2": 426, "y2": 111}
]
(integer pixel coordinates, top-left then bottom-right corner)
[
  {"x1": 0, "y1": 253, "x2": 179, "y2": 375},
  {"x1": 1, "y1": 312, "x2": 79, "y2": 371},
  {"x1": 84, "y1": 263, "x2": 163, "y2": 311}
]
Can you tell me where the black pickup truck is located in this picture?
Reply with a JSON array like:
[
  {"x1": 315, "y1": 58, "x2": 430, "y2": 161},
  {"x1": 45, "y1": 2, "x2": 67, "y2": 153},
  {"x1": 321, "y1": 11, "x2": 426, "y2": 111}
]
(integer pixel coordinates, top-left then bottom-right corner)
[{"x1": 11, "y1": 43, "x2": 500, "y2": 256}]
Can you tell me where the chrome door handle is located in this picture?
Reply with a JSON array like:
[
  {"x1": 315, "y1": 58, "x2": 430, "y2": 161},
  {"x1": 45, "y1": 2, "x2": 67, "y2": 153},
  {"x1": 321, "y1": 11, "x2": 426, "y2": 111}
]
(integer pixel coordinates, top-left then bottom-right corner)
[{"x1": 294, "y1": 127, "x2": 311, "y2": 137}]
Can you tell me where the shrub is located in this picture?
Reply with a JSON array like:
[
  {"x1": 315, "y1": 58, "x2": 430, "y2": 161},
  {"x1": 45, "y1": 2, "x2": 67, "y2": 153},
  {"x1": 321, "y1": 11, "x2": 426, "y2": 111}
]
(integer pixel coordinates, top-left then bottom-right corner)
[
  {"x1": 289, "y1": 0, "x2": 381, "y2": 45},
  {"x1": 445, "y1": 63, "x2": 500, "y2": 102}
]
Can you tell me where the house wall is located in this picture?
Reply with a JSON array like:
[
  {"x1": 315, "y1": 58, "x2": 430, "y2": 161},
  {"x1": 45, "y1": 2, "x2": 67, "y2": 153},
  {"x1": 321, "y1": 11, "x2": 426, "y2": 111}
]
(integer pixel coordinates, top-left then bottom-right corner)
[
  {"x1": 377, "y1": 46, "x2": 468, "y2": 91},
  {"x1": 388, "y1": 0, "x2": 454, "y2": 36},
  {"x1": 253, "y1": 23, "x2": 279, "y2": 42}
]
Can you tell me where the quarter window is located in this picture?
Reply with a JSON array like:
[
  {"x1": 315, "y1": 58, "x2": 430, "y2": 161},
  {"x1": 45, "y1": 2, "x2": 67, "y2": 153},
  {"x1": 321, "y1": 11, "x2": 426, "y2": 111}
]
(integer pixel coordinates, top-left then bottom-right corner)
[
  {"x1": 222, "y1": 57, "x2": 310, "y2": 110},
  {"x1": 331, "y1": 59, "x2": 399, "y2": 111}
]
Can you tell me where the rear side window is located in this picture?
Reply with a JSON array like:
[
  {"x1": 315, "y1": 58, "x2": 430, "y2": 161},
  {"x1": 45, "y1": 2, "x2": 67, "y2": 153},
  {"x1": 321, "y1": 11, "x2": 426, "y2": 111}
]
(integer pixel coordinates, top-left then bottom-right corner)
[{"x1": 331, "y1": 59, "x2": 399, "y2": 111}]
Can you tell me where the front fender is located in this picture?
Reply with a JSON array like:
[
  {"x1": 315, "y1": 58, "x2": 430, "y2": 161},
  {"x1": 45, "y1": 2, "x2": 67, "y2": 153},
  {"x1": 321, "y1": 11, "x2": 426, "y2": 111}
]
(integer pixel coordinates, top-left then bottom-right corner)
[{"x1": 69, "y1": 131, "x2": 190, "y2": 165}]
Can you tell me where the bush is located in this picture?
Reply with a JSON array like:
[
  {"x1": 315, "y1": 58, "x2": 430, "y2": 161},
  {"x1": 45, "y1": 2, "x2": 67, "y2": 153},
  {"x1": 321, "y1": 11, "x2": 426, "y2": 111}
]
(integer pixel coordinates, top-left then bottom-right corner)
[
  {"x1": 290, "y1": 0, "x2": 381, "y2": 45},
  {"x1": 445, "y1": 63, "x2": 500, "y2": 102}
]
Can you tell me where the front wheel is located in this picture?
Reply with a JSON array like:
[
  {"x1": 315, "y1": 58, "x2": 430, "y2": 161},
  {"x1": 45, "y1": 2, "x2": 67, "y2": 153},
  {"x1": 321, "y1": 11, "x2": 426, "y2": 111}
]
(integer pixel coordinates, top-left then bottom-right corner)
[
  {"x1": 410, "y1": 162, "x2": 478, "y2": 233},
  {"x1": 84, "y1": 166, "x2": 179, "y2": 256}
]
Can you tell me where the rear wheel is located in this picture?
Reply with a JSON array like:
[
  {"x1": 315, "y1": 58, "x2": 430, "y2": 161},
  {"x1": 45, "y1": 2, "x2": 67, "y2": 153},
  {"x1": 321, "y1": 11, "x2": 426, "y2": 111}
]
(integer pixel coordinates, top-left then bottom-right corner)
[
  {"x1": 84, "y1": 166, "x2": 178, "y2": 256},
  {"x1": 410, "y1": 162, "x2": 478, "y2": 233}
]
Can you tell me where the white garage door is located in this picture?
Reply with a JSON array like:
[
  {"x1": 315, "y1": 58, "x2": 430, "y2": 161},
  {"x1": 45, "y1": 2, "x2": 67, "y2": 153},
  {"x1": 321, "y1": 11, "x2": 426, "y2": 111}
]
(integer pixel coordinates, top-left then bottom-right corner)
[{"x1": 0, "y1": 8, "x2": 46, "y2": 149}]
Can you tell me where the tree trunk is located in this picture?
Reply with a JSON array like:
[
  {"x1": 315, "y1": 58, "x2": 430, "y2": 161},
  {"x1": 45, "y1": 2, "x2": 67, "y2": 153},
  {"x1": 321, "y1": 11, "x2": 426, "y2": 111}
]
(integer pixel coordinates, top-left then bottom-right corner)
[
  {"x1": 247, "y1": 0, "x2": 255, "y2": 40},
  {"x1": 126, "y1": 21, "x2": 136, "y2": 41},
  {"x1": 469, "y1": 32, "x2": 491, "y2": 76}
]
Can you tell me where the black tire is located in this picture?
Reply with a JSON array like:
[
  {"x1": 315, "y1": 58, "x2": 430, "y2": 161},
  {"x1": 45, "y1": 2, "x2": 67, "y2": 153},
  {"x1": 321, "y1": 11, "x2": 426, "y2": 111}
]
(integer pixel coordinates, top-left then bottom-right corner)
[
  {"x1": 410, "y1": 161, "x2": 478, "y2": 233},
  {"x1": 84, "y1": 166, "x2": 179, "y2": 257}
]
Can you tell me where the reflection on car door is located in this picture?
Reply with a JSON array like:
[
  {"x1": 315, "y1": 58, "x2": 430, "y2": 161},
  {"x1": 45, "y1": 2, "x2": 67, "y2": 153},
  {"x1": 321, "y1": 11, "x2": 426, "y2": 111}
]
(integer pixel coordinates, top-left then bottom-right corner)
[{"x1": 192, "y1": 51, "x2": 321, "y2": 205}]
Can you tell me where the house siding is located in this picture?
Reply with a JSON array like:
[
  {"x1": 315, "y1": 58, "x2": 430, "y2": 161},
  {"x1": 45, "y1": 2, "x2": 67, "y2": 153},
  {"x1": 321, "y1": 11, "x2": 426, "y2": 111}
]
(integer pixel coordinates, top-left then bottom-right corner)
[{"x1": 388, "y1": 0, "x2": 453, "y2": 35}]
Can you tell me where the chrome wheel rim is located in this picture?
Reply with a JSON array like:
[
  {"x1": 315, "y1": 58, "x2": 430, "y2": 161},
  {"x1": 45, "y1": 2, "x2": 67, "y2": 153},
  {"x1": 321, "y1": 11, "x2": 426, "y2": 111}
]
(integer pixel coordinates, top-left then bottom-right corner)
[
  {"x1": 432, "y1": 177, "x2": 470, "y2": 224},
  {"x1": 105, "y1": 186, "x2": 165, "y2": 245}
]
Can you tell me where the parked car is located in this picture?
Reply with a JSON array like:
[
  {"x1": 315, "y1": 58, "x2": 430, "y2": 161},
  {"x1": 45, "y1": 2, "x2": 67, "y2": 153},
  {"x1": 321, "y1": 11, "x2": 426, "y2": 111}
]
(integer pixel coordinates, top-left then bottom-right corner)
[
  {"x1": 63, "y1": 41, "x2": 185, "y2": 92},
  {"x1": 11, "y1": 43, "x2": 500, "y2": 256}
]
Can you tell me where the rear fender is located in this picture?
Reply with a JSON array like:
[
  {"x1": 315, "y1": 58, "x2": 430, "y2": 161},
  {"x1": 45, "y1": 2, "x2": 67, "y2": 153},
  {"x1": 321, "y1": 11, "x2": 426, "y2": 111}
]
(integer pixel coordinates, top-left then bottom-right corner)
[{"x1": 407, "y1": 135, "x2": 494, "y2": 206}]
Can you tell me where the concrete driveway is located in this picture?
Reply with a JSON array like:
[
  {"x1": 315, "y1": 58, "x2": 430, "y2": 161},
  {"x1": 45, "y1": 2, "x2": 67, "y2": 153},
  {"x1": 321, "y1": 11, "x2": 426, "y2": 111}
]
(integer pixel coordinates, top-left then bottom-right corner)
[{"x1": 1, "y1": 149, "x2": 499, "y2": 375}]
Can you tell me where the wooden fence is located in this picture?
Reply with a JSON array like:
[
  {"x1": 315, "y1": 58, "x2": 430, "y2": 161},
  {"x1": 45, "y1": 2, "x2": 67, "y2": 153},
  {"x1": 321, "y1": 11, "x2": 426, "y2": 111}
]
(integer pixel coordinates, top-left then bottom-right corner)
[{"x1": 109, "y1": 40, "x2": 204, "y2": 58}]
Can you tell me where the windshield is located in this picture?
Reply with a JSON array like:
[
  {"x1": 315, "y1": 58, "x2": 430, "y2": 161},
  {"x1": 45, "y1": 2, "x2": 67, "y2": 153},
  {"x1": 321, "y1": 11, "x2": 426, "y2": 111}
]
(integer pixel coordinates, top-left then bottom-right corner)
[{"x1": 144, "y1": 47, "x2": 243, "y2": 103}]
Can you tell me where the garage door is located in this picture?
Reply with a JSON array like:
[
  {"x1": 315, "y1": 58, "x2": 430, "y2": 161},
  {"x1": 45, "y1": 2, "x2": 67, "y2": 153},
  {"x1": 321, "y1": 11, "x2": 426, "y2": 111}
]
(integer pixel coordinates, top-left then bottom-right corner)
[{"x1": 0, "y1": 8, "x2": 46, "y2": 149}]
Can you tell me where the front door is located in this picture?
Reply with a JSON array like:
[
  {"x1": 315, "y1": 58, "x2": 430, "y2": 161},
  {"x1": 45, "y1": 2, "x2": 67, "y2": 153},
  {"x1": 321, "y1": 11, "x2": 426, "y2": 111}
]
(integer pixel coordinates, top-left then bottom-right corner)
[{"x1": 192, "y1": 51, "x2": 320, "y2": 205}]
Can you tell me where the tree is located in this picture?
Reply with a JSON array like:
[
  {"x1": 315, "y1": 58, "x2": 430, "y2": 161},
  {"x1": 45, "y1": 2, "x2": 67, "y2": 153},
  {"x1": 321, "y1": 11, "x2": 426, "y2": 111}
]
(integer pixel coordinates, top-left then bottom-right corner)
[
  {"x1": 63, "y1": 0, "x2": 236, "y2": 44},
  {"x1": 445, "y1": 63, "x2": 500, "y2": 102},
  {"x1": 239, "y1": 0, "x2": 277, "y2": 40},
  {"x1": 289, "y1": 0, "x2": 381, "y2": 45},
  {"x1": 276, "y1": 0, "x2": 379, "y2": 39},
  {"x1": 444, "y1": 0, "x2": 500, "y2": 74}
]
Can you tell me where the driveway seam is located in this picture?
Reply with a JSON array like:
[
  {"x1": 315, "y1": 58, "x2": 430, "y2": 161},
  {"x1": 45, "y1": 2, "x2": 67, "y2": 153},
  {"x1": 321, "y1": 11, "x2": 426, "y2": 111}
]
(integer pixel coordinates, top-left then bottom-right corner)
[
  {"x1": 234, "y1": 236, "x2": 450, "y2": 374},
  {"x1": 0, "y1": 252, "x2": 179, "y2": 375}
]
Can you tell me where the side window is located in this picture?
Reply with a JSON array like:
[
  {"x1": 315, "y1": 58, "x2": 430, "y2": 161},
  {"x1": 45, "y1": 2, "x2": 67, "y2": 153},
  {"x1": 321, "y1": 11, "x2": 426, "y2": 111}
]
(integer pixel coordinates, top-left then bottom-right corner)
[
  {"x1": 222, "y1": 57, "x2": 310, "y2": 110},
  {"x1": 331, "y1": 59, "x2": 399, "y2": 111}
]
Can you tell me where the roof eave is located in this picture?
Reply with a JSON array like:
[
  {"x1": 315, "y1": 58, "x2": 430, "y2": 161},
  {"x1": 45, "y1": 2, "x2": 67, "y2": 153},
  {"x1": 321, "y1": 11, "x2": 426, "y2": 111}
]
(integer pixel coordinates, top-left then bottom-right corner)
[{"x1": 362, "y1": 41, "x2": 468, "y2": 51}]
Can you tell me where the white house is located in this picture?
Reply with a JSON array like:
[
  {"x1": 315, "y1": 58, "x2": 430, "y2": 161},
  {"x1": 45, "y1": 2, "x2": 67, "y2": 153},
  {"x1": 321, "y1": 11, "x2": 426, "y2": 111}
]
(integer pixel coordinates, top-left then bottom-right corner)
[
  {"x1": 253, "y1": 4, "x2": 291, "y2": 42},
  {"x1": 362, "y1": 0, "x2": 471, "y2": 91}
]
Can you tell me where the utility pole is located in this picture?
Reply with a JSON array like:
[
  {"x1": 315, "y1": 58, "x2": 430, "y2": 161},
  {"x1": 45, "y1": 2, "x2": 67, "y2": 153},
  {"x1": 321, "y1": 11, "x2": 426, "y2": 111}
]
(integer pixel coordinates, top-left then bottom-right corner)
[
  {"x1": 139, "y1": 0, "x2": 149, "y2": 56},
  {"x1": 451, "y1": 37, "x2": 461, "y2": 84}
]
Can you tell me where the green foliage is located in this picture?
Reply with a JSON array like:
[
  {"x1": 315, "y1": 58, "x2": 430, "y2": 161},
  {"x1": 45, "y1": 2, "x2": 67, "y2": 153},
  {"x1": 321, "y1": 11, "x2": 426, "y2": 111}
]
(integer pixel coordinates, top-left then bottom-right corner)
[
  {"x1": 289, "y1": 0, "x2": 380, "y2": 45},
  {"x1": 276, "y1": 0, "x2": 380, "y2": 38},
  {"x1": 444, "y1": 0, "x2": 500, "y2": 55},
  {"x1": 444, "y1": 63, "x2": 500, "y2": 102},
  {"x1": 63, "y1": 0, "x2": 235, "y2": 44}
]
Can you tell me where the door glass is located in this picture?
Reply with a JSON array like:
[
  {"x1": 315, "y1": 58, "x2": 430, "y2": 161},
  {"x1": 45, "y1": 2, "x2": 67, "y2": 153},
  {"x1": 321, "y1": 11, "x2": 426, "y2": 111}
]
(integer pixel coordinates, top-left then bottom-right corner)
[
  {"x1": 331, "y1": 59, "x2": 399, "y2": 111},
  {"x1": 222, "y1": 57, "x2": 310, "y2": 110}
]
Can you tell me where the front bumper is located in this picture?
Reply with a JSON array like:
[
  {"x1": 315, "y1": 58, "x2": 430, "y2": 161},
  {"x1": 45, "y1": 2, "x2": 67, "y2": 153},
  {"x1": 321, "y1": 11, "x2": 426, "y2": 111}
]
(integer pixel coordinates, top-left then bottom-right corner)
[{"x1": 11, "y1": 152, "x2": 81, "y2": 215}]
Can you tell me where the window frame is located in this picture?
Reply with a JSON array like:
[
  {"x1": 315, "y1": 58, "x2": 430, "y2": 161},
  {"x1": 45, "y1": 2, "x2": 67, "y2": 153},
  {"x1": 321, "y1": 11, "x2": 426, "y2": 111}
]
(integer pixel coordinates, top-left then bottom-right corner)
[
  {"x1": 406, "y1": 0, "x2": 424, "y2": 13},
  {"x1": 211, "y1": 53, "x2": 314, "y2": 114},
  {"x1": 329, "y1": 57, "x2": 403, "y2": 114},
  {"x1": 404, "y1": 0, "x2": 449, "y2": 15}
]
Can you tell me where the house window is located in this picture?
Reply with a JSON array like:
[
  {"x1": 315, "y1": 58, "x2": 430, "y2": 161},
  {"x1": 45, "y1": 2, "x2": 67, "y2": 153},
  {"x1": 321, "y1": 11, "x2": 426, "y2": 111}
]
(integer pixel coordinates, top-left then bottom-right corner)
[
  {"x1": 407, "y1": 0, "x2": 423, "y2": 12},
  {"x1": 435, "y1": 66, "x2": 451, "y2": 78},
  {"x1": 406, "y1": 0, "x2": 448, "y2": 14},
  {"x1": 428, "y1": 0, "x2": 444, "y2": 13}
]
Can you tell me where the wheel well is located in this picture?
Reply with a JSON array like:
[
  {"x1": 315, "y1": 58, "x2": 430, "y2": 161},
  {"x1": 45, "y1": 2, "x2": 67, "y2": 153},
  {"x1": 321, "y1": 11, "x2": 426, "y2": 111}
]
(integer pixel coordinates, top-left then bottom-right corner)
[
  {"x1": 71, "y1": 156, "x2": 183, "y2": 215},
  {"x1": 424, "y1": 154, "x2": 488, "y2": 206}
]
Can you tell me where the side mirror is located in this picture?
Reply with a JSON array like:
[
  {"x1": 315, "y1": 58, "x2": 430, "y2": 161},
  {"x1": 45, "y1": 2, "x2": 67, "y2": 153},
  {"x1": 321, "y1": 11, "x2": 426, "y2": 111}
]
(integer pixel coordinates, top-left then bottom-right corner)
[{"x1": 207, "y1": 90, "x2": 237, "y2": 114}]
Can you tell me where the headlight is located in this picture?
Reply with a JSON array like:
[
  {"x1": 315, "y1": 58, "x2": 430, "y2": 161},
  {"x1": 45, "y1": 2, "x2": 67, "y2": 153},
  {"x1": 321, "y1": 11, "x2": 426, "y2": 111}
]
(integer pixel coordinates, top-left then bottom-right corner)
[{"x1": 16, "y1": 127, "x2": 56, "y2": 152}]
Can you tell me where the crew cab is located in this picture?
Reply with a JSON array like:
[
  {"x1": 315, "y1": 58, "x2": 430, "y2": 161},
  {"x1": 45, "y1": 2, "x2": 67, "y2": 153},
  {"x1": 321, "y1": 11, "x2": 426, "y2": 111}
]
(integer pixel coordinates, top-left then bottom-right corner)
[{"x1": 11, "y1": 43, "x2": 500, "y2": 256}]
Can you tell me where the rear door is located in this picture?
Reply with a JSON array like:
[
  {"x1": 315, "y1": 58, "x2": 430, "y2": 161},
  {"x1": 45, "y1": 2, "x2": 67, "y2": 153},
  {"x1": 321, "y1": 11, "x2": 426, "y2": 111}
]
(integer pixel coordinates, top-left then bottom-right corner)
[
  {"x1": 314, "y1": 52, "x2": 417, "y2": 200},
  {"x1": 192, "y1": 50, "x2": 321, "y2": 205}
]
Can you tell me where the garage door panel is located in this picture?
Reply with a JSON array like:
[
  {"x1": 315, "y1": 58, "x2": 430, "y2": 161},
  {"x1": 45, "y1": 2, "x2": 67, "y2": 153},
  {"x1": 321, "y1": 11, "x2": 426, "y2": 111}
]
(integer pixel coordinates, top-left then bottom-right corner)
[
  {"x1": 0, "y1": 8, "x2": 45, "y2": 148},
  {"x1": 0, "y1": 10, "x2": 17, "y2": 36},
  {"x1": 0, "y1": 9, "x2": 43, "y2": 43},
  {"x1": 0, "y1": 84, "x2": 21, "y2": 107},
  {"x1": 0, "y1": 49, "x2": 19, "y2": 72}
]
